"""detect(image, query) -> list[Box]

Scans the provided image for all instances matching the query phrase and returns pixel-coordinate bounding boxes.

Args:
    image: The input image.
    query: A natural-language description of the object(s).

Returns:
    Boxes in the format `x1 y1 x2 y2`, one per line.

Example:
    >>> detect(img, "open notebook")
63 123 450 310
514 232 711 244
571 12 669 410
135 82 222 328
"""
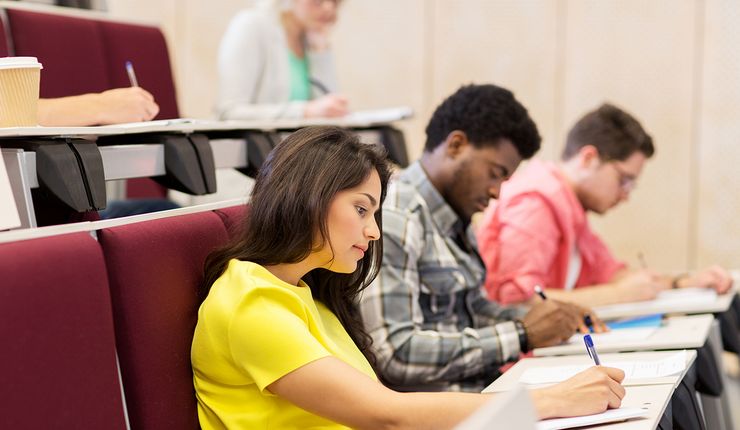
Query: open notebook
537 407 649 430
520 350 687 385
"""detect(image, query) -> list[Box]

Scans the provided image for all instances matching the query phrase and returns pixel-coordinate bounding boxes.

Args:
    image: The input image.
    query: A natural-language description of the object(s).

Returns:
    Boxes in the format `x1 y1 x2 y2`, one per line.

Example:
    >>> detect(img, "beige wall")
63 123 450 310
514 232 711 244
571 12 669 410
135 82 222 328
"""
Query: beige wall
107 0 740 272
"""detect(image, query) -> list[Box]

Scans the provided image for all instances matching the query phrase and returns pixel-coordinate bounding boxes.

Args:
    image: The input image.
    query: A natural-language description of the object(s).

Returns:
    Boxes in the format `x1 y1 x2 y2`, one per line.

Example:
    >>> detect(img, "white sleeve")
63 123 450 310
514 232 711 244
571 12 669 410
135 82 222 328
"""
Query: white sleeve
216 11 307 120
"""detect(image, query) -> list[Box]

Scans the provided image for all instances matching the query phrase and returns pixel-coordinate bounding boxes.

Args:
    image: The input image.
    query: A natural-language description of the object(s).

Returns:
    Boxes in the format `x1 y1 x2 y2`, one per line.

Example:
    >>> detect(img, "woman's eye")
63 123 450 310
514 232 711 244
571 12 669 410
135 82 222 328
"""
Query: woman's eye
355 206 367 216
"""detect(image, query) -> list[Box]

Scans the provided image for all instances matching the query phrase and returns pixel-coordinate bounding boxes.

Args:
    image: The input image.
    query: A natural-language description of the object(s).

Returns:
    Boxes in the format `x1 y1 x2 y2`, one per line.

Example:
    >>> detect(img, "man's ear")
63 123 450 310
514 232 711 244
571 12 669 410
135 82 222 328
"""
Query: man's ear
579 145 601 168
444 130 470 159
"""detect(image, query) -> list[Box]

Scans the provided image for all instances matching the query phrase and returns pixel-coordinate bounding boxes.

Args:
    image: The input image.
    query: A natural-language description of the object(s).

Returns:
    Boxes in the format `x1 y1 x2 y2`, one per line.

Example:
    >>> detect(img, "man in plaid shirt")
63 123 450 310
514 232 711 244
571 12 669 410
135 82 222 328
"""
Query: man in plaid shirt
360 84 595 392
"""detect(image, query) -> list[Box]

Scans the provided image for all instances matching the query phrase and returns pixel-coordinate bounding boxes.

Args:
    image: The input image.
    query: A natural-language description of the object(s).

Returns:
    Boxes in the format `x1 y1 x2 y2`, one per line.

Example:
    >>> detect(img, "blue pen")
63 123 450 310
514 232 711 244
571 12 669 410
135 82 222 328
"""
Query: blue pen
125 61 139 87
584 334 601 365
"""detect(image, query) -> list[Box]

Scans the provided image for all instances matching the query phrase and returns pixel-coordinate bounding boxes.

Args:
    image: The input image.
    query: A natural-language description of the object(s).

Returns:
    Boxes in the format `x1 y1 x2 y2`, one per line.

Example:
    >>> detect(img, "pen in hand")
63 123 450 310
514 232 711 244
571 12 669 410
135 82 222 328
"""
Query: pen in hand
637 252 647 269
125 60 139 87
534 284 595 331
309 77 330 95
534 284 547 300
584 334 601 365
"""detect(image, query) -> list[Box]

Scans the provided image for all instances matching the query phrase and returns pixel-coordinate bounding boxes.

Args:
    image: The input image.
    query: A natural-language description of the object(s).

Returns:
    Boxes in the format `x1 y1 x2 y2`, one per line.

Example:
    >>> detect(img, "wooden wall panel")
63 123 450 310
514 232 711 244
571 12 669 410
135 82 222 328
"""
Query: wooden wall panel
696 0 740 268
431 0 561 161
564 0 697 271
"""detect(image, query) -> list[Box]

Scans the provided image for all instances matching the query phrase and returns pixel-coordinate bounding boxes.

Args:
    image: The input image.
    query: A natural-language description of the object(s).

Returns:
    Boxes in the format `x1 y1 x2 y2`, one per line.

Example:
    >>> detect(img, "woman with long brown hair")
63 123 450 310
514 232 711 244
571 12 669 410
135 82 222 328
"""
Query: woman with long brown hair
191 126 626 429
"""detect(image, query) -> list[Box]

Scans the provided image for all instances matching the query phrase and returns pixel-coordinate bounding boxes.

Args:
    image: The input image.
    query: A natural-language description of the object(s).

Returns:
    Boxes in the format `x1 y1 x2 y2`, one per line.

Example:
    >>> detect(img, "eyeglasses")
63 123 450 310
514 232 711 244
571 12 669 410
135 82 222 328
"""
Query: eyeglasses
610 162 637 192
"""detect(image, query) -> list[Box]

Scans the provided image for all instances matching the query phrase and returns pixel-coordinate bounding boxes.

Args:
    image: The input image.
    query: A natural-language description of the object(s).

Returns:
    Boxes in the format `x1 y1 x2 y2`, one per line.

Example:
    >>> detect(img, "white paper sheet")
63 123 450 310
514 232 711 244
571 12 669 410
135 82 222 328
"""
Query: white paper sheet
343 106 413 124
537 407 648 430
654 288 717 305
105 118 205 129
595 288 717 315
519 351 687 385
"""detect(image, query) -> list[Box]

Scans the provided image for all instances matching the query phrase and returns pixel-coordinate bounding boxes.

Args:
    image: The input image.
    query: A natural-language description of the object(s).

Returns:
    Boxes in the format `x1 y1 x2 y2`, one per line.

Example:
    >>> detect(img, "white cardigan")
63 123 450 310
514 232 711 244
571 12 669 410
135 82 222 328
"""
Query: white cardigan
216 6 338 120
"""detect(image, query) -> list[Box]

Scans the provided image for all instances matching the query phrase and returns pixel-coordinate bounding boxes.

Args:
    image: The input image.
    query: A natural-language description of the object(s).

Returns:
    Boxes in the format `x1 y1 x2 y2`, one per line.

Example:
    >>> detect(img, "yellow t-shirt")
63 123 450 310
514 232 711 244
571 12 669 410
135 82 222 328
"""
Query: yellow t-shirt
192 259 377 429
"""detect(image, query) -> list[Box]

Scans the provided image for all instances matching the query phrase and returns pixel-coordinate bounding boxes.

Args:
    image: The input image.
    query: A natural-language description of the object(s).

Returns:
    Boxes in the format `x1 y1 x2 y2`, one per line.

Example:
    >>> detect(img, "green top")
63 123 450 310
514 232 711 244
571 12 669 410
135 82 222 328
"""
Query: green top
287 50 311 101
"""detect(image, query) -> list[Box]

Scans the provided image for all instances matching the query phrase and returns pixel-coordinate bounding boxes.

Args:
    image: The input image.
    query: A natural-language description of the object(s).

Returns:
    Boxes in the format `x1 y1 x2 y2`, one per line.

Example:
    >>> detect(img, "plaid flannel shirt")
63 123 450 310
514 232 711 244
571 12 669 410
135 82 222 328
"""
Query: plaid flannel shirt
360 162 527 393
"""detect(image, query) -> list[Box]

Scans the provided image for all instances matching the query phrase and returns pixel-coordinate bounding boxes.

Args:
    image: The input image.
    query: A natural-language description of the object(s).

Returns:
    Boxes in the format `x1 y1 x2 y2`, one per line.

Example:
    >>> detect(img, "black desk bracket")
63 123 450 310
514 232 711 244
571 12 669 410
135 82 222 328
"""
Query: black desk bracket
151 133 217 195
3 138 106 211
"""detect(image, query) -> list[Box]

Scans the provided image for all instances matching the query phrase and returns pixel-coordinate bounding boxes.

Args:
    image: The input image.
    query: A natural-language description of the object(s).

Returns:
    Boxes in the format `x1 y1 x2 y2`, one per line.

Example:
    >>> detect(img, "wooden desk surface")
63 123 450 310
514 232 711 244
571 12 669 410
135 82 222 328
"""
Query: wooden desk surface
0 107 413 138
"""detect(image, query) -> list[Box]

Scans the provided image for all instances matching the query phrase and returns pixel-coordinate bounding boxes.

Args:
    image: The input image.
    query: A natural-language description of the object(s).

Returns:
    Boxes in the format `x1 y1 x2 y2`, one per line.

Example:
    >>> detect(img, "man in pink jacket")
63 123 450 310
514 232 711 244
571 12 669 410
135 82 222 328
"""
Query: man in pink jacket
477 103 732 306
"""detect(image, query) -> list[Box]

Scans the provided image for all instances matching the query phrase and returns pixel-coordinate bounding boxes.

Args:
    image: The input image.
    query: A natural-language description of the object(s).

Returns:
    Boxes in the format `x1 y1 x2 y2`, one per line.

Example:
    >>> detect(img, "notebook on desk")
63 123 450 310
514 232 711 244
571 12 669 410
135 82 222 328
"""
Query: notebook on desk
537 407 649 430
519 350 688 385
458 385 649 430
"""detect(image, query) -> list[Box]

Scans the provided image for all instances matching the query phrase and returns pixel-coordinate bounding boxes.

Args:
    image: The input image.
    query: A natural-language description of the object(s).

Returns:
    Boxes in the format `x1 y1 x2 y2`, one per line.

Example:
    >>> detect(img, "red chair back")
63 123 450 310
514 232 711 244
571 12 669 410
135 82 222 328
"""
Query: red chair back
99 211 229 429
0 233 127 429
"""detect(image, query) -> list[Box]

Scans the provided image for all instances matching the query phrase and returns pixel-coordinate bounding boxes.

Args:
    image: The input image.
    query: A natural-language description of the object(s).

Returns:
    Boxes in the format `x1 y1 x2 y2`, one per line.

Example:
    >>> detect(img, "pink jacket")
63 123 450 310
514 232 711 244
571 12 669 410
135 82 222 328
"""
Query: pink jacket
476 160 625 304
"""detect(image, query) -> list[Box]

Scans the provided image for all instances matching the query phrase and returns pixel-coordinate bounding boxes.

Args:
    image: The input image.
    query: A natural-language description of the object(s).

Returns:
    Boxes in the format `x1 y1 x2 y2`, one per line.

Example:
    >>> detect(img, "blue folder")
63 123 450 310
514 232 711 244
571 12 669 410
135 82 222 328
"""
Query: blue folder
606 313 664 330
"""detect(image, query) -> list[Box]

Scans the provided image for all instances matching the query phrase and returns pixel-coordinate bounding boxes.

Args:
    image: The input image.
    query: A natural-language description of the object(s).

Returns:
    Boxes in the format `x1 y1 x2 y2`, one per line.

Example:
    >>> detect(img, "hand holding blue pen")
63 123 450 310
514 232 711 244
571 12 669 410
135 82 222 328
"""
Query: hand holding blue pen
534 285 597 332
584 334 601 365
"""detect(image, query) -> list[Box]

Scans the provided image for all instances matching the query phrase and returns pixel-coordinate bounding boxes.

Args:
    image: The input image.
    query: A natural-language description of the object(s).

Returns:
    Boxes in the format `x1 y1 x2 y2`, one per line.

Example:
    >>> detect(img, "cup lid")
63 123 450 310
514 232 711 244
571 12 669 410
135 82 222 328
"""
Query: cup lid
0 56 43 70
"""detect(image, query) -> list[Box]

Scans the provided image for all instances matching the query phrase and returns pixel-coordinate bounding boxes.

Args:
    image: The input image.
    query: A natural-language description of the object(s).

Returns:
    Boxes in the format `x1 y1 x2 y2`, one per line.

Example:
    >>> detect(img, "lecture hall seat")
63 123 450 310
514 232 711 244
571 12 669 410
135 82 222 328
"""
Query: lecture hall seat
214 204 247 239
0 233 128 429
98 211 229 430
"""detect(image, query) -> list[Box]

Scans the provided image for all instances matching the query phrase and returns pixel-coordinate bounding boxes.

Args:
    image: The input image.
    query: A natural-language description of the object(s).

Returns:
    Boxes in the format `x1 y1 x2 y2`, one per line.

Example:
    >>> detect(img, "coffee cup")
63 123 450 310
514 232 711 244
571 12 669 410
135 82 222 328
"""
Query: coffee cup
0 56 43 127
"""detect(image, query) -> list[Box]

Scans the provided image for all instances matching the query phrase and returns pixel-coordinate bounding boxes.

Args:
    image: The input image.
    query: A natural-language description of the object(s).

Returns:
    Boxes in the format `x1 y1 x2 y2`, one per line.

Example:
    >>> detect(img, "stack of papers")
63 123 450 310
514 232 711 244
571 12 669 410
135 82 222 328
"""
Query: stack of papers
520 351 687 385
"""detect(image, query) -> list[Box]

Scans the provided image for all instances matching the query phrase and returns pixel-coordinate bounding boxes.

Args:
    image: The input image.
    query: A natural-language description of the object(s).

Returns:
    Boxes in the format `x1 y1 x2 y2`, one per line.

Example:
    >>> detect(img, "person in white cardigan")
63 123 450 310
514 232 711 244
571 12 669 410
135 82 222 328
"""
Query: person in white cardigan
217 0 348 120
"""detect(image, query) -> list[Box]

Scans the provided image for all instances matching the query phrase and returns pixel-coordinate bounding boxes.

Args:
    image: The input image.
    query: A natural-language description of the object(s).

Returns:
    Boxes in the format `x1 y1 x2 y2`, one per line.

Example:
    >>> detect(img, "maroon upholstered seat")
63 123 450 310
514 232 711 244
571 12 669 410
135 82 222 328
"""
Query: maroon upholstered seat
99 211 229 430
6 9 110 97
99 21 179 120
0 233 127 429
214 204 247 239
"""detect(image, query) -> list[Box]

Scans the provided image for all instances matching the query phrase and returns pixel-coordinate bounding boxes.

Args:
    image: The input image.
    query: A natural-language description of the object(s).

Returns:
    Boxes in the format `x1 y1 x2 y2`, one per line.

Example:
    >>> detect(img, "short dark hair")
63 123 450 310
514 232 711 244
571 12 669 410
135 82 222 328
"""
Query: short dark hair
562 103 654 161
424 83 541 158
202 126 391 366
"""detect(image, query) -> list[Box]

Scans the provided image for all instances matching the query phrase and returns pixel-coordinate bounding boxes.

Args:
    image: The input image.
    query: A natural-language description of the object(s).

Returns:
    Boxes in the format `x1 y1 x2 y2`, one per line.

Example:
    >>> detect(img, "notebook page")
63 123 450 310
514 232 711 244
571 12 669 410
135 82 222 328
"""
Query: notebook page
520 351 687 384
537 407 648 430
